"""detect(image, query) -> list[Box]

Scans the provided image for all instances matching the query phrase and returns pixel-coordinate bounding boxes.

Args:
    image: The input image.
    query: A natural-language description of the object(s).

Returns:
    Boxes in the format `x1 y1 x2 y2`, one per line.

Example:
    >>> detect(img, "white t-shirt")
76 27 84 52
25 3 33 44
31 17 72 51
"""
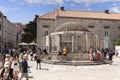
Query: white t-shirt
11 60 18 71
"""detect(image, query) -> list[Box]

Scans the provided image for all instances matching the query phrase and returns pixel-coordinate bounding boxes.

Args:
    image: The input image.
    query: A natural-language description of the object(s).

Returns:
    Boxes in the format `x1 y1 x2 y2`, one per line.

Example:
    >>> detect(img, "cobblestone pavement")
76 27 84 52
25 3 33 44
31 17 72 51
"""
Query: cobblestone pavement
27 57 120 80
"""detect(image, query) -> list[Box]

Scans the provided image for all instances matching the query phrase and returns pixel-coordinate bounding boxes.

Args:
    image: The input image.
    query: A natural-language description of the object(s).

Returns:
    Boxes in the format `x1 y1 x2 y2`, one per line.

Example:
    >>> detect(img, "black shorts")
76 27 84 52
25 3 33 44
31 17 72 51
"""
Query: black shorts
34 56 37 60
63 54 66 56
58 53 62 55
30 54 33 56
36 59 41 63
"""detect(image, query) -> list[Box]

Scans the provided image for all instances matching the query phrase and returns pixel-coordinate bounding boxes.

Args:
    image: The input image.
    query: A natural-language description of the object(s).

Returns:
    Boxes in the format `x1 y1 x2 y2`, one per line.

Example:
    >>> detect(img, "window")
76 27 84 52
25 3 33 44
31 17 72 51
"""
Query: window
104 26 110 29
43 25 49 36
88 25 94 28
105 32 108 36
118 26 120 29
0 45 1 53
104 26 110 36
43 25 49 28
43 30 48 36
0 24 1 30
0 36 1 41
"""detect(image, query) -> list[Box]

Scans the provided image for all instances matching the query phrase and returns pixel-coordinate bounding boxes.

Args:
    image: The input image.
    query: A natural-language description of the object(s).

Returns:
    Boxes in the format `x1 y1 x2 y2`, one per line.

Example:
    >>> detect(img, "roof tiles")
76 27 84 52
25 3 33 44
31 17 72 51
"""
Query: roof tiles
38 13 55 20
38 9 120 20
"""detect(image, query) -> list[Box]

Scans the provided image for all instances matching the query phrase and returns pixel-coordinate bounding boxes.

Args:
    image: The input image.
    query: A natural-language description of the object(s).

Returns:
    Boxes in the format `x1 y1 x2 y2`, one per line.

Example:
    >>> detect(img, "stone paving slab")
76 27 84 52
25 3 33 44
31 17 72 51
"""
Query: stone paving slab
28 57 120 80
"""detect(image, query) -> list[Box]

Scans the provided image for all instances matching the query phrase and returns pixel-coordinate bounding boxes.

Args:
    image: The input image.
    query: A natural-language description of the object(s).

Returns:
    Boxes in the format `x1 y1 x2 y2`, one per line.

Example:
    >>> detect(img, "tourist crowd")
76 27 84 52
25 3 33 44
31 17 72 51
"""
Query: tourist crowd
0 47 44 80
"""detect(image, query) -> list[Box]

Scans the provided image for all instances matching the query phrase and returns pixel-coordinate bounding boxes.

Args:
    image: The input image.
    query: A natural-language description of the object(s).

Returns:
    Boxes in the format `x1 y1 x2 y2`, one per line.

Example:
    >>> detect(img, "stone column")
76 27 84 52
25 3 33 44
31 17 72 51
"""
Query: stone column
85 33 88 52
96 35 99 50
48 35 50 52
95 35 97 49
94 34 96 50
57 34 61 50
42 36 45 49
72 35 74 53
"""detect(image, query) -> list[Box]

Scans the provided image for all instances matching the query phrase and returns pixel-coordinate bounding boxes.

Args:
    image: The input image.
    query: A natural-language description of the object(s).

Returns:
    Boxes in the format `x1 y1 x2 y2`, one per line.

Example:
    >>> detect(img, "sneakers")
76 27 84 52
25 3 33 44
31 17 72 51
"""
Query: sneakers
36 67 41 70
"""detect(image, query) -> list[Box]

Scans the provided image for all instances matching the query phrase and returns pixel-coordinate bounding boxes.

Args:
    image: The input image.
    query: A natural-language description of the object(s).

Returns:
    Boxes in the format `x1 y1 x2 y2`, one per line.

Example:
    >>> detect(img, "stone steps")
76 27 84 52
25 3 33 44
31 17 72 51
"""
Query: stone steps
42 60 109 66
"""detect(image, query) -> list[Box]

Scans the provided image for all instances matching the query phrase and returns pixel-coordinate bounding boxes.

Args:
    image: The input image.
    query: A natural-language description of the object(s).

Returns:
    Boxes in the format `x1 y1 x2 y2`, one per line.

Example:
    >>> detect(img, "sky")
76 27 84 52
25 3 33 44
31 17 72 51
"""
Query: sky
1 0 120 24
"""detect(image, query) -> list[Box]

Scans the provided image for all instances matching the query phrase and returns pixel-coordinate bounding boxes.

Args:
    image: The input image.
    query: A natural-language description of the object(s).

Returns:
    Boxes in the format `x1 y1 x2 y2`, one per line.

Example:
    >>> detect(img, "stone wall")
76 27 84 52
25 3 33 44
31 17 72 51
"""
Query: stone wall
37 19 55 49
0 14 17 52
56 17 120 50
37 16 120 51
3 18 17 44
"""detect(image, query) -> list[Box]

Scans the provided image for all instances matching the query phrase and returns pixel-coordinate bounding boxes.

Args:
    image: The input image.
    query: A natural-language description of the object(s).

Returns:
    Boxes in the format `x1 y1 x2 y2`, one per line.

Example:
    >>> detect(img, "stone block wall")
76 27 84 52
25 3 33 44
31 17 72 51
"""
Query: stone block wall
37 19 55 49
37 16 120 51
56 17 120 50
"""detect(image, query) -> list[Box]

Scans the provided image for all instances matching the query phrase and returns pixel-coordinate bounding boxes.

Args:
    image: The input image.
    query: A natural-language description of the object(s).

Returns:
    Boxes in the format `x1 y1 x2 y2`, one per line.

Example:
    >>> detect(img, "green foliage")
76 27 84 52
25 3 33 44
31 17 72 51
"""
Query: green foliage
21 15 38 43
115 38 120 45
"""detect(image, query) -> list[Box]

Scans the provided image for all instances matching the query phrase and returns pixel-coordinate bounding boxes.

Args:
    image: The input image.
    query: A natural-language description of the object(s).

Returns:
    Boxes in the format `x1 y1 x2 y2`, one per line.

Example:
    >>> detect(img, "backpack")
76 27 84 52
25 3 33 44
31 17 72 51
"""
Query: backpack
1 68 13 79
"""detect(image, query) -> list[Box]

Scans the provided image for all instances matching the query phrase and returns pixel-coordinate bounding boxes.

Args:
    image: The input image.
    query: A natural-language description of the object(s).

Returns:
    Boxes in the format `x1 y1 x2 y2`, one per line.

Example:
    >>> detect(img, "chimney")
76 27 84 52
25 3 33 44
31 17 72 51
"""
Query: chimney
60 6 65 11
104 10 109 14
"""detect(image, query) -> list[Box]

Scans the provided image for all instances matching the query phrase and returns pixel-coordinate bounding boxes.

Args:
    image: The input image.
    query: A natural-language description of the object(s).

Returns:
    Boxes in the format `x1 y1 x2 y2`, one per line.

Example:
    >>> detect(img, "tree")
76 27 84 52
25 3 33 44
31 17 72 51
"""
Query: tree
115 38 120 45
21 15 39 43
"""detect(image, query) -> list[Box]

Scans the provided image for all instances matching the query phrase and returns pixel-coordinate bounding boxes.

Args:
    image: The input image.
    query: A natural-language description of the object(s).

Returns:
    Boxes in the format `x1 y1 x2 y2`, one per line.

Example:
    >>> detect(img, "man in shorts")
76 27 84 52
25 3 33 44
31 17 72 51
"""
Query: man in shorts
36 52 41 69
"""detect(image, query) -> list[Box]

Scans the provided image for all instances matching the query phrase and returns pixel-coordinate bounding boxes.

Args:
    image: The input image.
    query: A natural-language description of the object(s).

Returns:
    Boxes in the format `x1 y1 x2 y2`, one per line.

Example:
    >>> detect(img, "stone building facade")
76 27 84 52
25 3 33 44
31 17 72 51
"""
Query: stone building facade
37 8 120 53
14 23 24 44
0 11 17 53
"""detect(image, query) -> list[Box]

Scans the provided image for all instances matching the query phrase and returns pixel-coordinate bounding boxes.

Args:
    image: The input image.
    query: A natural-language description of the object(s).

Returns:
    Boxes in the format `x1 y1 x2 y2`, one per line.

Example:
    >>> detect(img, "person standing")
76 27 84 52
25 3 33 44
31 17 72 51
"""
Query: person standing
57 47 62 60
115 50 119 57
18 54 29 80
63 47 67 60
0 61 15 80
29 49 33 61
43 48 48 59
97 50 101 61
89 49 94 61
108 51 114 65
35 52 41 70
11 56 19 80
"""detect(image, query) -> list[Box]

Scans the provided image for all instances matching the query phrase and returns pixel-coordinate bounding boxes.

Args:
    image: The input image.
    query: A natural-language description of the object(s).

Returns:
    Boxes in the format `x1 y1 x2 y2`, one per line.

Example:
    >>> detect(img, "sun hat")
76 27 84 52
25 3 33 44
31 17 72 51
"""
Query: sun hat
4 61 10 65
23 54 28 57
6 54 10 57
4 64 9 67
23 54 28 58
4 63 10 67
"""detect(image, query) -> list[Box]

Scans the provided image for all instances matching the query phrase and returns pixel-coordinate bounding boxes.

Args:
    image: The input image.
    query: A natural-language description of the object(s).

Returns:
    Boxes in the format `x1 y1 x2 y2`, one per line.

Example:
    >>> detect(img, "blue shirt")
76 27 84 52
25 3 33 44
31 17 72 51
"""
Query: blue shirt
22 60 28 73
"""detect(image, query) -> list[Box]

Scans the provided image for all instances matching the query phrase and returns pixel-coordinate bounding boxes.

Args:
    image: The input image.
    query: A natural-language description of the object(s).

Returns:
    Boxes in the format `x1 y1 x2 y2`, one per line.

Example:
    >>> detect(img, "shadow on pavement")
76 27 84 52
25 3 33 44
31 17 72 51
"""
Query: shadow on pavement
29 76 34 78
40 68 49 70
112 64 120 66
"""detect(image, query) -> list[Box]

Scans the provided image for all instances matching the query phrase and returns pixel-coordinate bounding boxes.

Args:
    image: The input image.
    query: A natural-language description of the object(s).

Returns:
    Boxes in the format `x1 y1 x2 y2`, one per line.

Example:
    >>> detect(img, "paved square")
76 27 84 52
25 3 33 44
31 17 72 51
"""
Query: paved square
28 57 120 80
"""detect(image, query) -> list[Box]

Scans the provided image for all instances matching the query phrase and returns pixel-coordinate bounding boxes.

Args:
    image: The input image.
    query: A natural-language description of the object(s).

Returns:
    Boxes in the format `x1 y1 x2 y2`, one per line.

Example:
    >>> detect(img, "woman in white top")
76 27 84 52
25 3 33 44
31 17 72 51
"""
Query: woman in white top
11 56 19 80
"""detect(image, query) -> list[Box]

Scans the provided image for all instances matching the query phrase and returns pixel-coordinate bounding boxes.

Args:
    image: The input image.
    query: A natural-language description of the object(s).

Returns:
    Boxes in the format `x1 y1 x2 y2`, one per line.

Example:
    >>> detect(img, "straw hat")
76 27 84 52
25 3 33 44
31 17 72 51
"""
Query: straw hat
4 61 10 67
4 64 9 67
23 54 28 58
4 61 10 65
6 54 10 57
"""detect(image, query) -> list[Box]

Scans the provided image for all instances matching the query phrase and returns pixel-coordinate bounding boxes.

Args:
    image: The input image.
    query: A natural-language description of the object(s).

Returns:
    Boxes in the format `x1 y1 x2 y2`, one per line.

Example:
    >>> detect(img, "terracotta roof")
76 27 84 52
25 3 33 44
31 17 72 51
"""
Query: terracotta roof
57 10 120 20
38 13 55 20
38 9 120 20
